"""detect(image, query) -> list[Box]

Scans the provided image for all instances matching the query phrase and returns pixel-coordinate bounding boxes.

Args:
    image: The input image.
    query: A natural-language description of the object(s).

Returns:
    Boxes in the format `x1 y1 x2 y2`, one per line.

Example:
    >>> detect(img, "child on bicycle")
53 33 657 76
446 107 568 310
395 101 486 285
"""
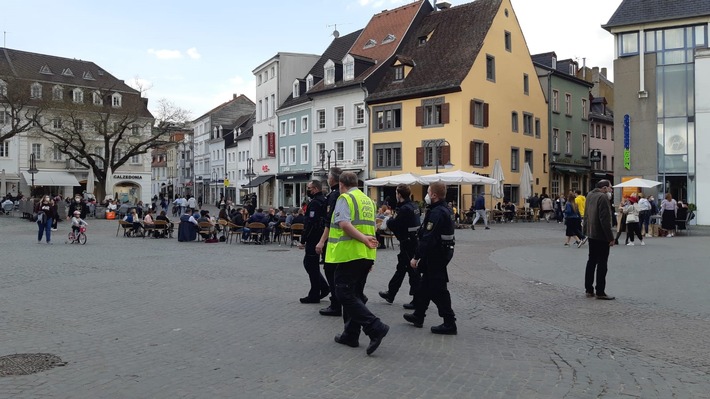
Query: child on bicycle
71 210 88 236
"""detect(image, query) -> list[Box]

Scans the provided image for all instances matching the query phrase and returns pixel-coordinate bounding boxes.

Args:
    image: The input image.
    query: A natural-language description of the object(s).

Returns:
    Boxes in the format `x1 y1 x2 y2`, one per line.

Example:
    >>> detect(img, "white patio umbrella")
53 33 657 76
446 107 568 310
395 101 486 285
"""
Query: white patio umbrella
365 172 422 186
1 169 6 196
491 159 505 199
104 166 114 201
86 167 95 197
419 170 497 185
520 162 534 203
613 177 662 188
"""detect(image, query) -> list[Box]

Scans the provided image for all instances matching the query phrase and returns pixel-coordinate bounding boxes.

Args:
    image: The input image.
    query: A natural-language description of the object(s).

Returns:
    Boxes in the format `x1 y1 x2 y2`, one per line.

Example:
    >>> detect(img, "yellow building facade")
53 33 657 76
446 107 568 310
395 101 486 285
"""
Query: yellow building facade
368 0 547 210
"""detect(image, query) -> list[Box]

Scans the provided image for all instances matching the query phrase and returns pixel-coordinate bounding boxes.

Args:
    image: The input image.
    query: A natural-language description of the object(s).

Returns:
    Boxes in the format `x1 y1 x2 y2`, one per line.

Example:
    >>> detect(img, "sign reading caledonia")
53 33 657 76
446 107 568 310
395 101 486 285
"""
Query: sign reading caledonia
113 175 144 180
623 114 631 170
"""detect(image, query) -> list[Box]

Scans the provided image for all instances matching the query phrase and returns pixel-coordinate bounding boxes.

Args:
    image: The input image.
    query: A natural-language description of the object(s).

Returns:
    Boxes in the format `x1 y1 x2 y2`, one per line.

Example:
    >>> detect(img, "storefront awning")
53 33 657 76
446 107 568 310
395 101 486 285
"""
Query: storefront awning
242 174 274 188
553 166 589 175
22 171 80 187
276 172 311 181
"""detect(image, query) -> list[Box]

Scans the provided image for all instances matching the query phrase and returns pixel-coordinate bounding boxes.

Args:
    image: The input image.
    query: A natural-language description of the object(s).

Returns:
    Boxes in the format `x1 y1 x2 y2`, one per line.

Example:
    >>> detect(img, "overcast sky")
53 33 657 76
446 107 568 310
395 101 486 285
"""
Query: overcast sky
2 0 622 118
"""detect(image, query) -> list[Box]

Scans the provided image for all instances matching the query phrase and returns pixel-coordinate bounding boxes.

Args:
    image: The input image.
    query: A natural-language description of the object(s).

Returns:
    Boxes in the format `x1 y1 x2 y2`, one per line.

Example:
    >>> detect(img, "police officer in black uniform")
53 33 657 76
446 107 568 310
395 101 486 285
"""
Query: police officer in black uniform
315 167 342 316
298 180 330 303
378 184 421 309
404 181 457 335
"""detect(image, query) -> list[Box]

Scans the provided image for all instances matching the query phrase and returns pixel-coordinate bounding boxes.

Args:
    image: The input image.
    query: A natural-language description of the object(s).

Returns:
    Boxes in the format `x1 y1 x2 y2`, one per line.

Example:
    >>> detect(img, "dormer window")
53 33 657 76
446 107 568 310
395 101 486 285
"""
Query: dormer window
39 65 53 75
83 71 95 80
30 83 42 99
363 39 377 49
394 66 404 81
293 80 300 98
306 75 314 91
343 55 354 81
62 68 74 77
52 85 63 101
92 91 103 106
418 36 427 46
324 60 335 86
568 63 575 75
111 93 122 108
382 34 396 44
72 88 84 103
551 56 557 69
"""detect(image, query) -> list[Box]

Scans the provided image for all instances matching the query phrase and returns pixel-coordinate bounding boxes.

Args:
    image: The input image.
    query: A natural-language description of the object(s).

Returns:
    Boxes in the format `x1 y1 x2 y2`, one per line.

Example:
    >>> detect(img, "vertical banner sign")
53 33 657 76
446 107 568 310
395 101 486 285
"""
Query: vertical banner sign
267 132 276 157
623 114 631 170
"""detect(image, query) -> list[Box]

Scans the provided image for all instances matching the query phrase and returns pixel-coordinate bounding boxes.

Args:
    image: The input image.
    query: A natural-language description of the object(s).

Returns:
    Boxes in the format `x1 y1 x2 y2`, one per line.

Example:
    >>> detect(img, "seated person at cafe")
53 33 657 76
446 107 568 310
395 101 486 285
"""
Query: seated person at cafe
155 210 174 237
501 198 516 222
247 208 272 243
292 208 306 225
178 209 199 242
123 209 142 235
197 210 217 240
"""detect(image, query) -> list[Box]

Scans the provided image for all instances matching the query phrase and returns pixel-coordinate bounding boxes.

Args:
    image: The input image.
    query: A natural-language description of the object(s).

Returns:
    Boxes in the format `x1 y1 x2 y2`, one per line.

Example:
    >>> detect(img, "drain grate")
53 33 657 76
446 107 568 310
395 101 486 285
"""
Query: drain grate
0 353 65 376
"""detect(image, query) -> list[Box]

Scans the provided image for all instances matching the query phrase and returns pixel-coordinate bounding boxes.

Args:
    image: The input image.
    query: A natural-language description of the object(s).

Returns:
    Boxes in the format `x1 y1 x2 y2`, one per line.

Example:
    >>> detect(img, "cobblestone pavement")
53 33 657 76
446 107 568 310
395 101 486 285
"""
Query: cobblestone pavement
1 214 709 398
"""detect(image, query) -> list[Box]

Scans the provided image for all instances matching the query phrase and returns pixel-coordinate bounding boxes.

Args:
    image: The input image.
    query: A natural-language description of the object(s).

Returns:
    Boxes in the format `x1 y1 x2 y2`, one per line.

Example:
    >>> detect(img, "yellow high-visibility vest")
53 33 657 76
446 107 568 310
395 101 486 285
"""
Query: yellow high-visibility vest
325 189 376 263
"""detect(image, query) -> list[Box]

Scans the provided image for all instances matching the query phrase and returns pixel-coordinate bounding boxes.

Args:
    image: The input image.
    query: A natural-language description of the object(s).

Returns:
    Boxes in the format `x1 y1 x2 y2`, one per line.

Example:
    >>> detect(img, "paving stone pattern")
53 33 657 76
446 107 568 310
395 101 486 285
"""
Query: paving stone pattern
0 214 709 398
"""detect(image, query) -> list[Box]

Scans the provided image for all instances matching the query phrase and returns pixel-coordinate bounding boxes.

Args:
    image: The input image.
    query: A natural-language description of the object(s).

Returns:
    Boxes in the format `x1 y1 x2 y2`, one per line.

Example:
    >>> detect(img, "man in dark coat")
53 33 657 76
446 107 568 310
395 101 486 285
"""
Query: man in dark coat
582 180 616 300
298 180 330 303
315 167 342 317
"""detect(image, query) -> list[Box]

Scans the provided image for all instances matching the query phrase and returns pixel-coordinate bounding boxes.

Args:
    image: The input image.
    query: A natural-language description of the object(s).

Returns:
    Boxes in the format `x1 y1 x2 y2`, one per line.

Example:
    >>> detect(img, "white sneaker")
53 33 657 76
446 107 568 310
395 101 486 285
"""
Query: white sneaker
645 233 651 238
627 242 635 246
640 241 645 246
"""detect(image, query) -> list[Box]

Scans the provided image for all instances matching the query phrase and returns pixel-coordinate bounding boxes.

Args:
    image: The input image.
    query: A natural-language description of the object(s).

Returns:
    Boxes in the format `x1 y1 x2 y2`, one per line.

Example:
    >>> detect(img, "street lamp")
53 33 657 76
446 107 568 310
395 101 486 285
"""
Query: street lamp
317 149 338 177
425 139 454 173
28 153 38 197
245 157 256 193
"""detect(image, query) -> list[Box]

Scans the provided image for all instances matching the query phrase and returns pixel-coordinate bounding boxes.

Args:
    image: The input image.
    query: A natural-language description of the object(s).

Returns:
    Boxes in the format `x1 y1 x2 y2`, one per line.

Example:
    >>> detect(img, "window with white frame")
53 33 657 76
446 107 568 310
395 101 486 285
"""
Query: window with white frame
258 100 262 120
582 134 588 156
354 139 364 162
324 60 335 85
112 93 122 108
581 98 588 119
279 120 287 137
0 141 10 158
334 107 344 128
334 141 344 161
552 90 559 112
394 66 404 81
354 103 365 125
553 128 559 152
0 109 9 124
289 118 297 135
293 81 300 98
52 118 62 129
551 174 560 197
31 143 42 159
289 146 296 165
52 85 63 100
301 116 308 133
131 154 141 164
72 89 83 103
343 55 354 81
301 144 309 164
280 147 287 165
565 93 571 115
565 131 571 154
93 91 103 105
131 125 140 135
75 119 84 131
270 94 275 117
306 75 313 91
316 109 326 130
315 143 325 163
30 83 42 99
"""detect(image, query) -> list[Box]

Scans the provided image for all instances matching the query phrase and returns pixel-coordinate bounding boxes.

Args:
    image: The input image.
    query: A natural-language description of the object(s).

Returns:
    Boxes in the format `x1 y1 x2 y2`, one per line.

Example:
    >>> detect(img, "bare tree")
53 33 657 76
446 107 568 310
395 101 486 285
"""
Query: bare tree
0 77 46 142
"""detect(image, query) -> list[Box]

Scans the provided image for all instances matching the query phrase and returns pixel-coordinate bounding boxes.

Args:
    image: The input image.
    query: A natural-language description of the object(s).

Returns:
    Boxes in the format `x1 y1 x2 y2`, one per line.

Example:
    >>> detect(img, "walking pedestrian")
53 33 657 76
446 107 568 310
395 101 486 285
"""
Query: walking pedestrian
470 192 490 230
660 193 677 237
316 167 343 317
623 196 645 246
563 193 583 247
35 195 58 244
582 180 616 300
320 171 389 355
378 184 421 309
298 180 330 303
404 182 458 335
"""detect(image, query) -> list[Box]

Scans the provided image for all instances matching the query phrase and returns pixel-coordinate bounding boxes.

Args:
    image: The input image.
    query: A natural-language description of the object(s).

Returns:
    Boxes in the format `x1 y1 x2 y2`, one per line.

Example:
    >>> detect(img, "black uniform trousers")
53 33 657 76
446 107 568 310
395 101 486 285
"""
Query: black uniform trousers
334 259 384 339
413 255 456 324
323 242 341 310
585 238 610 295
303 242 329 299
387 239 420 298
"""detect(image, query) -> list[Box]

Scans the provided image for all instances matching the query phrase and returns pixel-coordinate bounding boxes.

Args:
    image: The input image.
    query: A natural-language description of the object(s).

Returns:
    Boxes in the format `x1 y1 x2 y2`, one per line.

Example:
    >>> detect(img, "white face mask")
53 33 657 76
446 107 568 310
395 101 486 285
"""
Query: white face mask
424 193 432 205
606 192 612 200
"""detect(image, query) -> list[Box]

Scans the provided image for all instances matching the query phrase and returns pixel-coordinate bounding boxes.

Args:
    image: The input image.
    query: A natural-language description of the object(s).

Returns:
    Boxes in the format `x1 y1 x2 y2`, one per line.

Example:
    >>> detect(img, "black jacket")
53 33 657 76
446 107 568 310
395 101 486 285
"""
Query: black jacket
302 192 327 244
385 200 420 242
416 200 455 260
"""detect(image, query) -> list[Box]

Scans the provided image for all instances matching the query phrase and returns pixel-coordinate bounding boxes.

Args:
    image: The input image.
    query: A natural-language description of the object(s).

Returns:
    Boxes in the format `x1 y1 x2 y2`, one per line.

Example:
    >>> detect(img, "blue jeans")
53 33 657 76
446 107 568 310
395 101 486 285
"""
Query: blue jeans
38 218 53 242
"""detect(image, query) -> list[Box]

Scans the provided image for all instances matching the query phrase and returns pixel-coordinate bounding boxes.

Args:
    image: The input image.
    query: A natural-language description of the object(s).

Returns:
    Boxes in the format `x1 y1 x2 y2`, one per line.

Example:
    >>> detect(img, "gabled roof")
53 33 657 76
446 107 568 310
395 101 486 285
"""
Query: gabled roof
531 52 557 68
192 94 255 123
309 0 432 96
0 47 136 93
603 0 710 31
532 53 594 88
367 0 501 103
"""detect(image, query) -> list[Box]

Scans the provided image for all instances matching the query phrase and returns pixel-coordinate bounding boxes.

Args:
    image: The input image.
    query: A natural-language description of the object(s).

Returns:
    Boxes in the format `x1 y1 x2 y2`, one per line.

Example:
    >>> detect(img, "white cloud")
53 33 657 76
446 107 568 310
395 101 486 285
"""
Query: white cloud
186 47 201 60
147 48 183 60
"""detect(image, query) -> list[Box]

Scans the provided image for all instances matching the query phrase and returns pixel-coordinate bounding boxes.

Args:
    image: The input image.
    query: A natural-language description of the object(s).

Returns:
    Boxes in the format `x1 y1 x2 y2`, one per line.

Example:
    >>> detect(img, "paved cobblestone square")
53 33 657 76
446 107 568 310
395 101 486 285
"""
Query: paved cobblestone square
1 214 709 398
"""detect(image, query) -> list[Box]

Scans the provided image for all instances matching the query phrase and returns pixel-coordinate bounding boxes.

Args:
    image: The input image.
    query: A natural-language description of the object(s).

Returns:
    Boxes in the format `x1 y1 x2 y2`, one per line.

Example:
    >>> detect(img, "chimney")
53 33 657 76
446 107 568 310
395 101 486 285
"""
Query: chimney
437 1 451 9
233 93 237 100
601 67 607 77
582 57 586 79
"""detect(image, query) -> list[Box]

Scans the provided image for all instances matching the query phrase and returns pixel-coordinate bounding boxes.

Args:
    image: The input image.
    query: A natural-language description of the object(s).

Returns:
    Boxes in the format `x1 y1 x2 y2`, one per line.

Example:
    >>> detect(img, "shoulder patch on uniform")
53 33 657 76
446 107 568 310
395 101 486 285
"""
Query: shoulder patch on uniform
426 222 433 230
